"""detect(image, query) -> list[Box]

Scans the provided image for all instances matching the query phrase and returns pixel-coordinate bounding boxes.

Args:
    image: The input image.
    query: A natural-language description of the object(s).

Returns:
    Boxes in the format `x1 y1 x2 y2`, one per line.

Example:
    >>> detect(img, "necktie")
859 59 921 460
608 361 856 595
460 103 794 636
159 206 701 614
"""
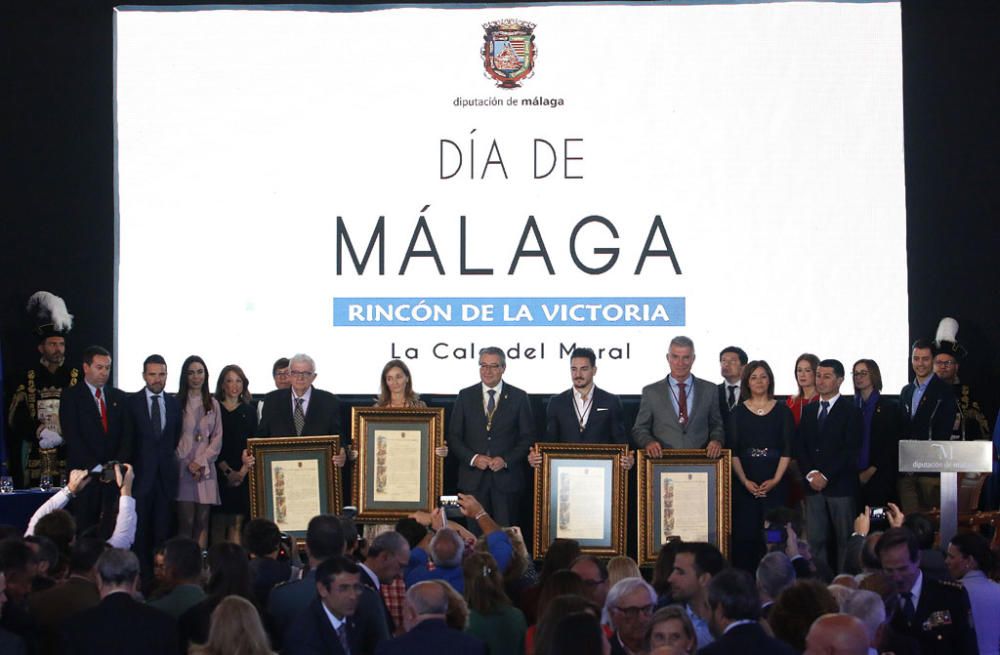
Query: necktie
818 400 830 429
336 623 351 655
677 382 688 426
96 388 108 433
150 394 163 438
487 389 496 414
294 397 305 436
727 385 737 409
901 591 916 623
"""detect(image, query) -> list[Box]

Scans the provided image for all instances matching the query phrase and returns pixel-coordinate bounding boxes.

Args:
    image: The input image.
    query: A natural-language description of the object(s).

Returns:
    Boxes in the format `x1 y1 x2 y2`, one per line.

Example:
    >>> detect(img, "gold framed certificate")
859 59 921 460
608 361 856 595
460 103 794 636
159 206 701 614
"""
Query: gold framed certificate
636 449 732 564
532 442 629 559
351 407 444 523
247 435 341 538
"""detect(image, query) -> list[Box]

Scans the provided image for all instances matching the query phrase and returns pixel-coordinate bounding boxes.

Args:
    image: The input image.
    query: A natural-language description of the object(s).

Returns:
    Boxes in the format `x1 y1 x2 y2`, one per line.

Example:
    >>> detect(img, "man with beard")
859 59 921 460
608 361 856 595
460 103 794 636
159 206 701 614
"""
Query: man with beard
7 291 79 488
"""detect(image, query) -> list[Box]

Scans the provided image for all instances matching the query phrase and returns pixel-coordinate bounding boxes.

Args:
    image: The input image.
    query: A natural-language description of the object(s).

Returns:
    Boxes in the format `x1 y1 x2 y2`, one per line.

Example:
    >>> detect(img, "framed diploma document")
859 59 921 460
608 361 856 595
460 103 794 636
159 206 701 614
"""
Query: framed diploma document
247 435 342 539
532 443 629 559
350 407 445 523
636 449 732 564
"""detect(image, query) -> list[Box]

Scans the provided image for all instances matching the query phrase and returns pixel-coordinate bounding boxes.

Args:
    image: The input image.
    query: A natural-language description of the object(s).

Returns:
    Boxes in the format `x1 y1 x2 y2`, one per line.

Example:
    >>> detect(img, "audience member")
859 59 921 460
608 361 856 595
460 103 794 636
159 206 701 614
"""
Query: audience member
607 555 642 588
60 548 177 655
550 611 609 655
0 572 26 655
178 542 257 650
189 595 276 655
667 542 726 648
375 581 486 655
244 517 296 607
283 555 364 655
518 537 580 624
841 589 886 653
427 579 471 630
902 512 948 581
533 595 600 655
946 532 1000 655
604 577 657 655
651 539 681 607
0 540 37 641
701 568 796 655
23 534 59 589
359 530 410 634
571 555 610 608
755 551 795 619
644 605 697 655
499 526 538 606
147 536 205 619
803 613 870 655
462 551 526 655
768 579 839 652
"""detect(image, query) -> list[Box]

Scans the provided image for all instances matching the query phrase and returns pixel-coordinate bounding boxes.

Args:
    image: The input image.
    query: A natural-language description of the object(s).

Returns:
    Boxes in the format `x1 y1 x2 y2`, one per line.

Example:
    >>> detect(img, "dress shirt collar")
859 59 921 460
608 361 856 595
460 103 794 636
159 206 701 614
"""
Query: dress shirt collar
818 393 841 410
668 375 693 389
85 380 102 398
358 562 380 591
321 600 347 632
482 381 503 399
292 385 313 409
907 570 924 609
144 387 161 401
723 619 757 634
574 385 595 401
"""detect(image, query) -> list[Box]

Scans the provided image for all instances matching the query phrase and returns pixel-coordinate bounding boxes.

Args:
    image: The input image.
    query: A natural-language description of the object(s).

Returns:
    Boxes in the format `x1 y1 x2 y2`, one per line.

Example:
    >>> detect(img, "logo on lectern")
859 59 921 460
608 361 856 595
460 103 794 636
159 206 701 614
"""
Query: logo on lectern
482 20 537 88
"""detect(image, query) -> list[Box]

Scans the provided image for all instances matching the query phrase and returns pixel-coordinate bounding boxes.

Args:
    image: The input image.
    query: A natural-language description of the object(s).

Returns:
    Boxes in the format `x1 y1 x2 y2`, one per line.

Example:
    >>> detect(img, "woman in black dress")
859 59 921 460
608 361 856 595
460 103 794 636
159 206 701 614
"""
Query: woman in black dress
728 360 793 572
211 364 257 545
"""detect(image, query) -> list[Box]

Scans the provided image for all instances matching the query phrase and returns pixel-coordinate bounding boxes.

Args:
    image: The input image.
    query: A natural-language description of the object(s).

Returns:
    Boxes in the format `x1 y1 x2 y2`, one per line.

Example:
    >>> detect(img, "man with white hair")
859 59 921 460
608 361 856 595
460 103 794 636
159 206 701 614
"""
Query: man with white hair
375 581 485 655
605 577 657 655
841 590 885 655
258 353 347 464
803 614 870 655
756 551 795 619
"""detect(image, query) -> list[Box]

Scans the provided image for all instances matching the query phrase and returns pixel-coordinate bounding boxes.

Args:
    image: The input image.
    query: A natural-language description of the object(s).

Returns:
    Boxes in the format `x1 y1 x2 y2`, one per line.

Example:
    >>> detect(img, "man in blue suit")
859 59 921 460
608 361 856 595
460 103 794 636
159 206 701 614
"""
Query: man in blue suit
283 555 365 655
797 358 862 573
374 581 485 655
447 347 535 528
126 354 181 582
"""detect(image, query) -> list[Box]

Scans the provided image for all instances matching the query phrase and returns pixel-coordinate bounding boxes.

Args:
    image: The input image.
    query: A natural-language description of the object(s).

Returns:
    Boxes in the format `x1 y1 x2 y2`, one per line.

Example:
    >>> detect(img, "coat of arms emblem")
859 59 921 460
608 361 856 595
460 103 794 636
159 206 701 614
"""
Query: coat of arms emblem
482 20 536 88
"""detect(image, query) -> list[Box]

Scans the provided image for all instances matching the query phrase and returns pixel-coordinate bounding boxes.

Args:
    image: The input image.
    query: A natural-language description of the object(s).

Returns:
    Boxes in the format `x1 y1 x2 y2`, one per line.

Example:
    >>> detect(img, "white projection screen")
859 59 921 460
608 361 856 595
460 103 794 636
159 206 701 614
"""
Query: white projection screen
114 2 907 395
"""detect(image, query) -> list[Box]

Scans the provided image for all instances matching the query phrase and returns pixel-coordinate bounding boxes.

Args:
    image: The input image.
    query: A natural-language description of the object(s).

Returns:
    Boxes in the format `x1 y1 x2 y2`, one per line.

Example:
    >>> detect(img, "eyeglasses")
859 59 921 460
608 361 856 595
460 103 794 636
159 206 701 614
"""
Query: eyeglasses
934 361 956 368
289 370 315 378
613 604 654 618
479 363 502 370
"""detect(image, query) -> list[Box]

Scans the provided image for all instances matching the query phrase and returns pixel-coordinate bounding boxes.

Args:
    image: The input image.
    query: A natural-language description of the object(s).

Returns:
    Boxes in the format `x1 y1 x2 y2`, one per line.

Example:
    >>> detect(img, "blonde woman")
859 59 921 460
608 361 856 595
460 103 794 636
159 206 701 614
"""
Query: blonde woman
188 595 275 655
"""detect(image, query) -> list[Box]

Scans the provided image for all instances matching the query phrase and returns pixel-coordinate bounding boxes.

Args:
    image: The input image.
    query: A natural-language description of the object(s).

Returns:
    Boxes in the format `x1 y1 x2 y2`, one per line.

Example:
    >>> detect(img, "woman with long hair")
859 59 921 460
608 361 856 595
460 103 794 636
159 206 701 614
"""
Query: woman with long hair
180 542 259 651
729 360 794 572
374 360 447 459
462 551 527 655
211 364 257 545
176 355 223 549
851 359 901 509
188 595 274 655
785 353 820 426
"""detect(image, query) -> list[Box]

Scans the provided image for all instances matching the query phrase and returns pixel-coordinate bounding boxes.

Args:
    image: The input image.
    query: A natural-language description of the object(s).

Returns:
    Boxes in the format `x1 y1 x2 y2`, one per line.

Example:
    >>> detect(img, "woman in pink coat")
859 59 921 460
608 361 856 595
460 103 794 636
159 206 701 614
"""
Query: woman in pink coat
176 355 223 549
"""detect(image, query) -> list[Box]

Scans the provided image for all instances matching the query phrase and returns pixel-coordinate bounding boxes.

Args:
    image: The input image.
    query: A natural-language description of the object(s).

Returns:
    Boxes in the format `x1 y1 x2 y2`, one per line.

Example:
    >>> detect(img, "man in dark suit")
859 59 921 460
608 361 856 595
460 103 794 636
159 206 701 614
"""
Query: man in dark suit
60 548 177 655
701 568 796 655
268 515 388 652
258 353 347 465
717 346 748 439
60 345 133 539
126 354 181 581
374 581 485 655
358 531 410 635
28 537 104 655
898 339 959 513
284 555 364 655
632 336 725 457
797 358 862 573
447 346 535 528
878 527 978 655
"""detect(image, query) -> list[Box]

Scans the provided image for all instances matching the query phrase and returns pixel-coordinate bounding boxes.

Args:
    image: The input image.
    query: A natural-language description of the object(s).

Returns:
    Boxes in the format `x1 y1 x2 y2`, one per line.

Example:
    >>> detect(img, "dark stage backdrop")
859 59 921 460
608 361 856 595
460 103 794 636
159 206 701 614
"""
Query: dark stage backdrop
3 1 999 417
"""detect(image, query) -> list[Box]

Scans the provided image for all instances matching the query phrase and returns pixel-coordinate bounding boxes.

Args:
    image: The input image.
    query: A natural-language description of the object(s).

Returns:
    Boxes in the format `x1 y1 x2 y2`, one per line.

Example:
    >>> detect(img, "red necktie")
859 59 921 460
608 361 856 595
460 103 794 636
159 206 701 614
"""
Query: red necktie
677 382 688 426
96 387 108 433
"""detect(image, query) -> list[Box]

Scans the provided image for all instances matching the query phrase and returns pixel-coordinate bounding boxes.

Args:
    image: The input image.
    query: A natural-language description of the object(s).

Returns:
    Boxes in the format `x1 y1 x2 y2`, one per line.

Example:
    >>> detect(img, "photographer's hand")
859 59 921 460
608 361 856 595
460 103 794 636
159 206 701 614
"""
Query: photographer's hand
67 469 91 495
115 463 135 497
854 506 871 536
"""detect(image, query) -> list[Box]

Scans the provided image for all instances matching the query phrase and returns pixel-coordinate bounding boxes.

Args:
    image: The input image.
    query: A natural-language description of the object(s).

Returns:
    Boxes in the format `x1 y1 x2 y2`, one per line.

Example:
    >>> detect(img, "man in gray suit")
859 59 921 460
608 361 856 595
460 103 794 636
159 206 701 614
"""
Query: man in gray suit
631 336 725 458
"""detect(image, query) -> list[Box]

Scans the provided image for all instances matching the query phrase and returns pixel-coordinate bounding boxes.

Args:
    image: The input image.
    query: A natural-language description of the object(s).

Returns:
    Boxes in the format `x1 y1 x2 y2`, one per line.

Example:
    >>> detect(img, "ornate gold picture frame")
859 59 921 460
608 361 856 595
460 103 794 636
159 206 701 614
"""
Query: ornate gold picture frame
532 442 629 559
350 407 445 523
636 449 731 564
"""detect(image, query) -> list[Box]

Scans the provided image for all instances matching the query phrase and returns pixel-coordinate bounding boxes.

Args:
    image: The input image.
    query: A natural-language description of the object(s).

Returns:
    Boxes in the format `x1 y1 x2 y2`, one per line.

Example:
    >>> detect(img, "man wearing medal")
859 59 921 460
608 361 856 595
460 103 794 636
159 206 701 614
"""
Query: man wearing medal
7 291 79 488
528 347 630 468
447 346 535 529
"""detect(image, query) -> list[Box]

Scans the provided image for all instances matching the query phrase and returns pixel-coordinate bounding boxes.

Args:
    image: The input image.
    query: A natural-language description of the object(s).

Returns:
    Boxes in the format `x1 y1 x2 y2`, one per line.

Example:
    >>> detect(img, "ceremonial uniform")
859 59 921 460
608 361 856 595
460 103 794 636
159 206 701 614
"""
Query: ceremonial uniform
949 382 990 441
889 573 979 655
7 360 78 487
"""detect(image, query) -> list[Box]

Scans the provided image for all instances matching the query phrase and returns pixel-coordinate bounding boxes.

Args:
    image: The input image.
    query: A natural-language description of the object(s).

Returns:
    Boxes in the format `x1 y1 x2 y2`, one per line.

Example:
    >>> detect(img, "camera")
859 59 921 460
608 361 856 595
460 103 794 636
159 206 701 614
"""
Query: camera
89 461 123 483
764 521 788 549
439 494 462 519
870 506 889 531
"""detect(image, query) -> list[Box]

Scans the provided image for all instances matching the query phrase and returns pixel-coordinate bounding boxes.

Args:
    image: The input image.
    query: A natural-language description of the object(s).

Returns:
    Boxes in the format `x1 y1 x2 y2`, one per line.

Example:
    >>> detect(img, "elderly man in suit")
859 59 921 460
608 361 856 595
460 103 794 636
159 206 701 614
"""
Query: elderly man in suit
258 353 348 466
797 359 862 573
375 581 486 655
60 345 133 539
447 346 535 529
632 336 725 458
126 354 181 581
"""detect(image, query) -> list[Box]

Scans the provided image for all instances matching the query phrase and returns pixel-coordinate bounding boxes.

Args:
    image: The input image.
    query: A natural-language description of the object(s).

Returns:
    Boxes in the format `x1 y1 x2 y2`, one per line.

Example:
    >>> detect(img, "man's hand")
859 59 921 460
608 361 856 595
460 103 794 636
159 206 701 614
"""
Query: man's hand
115 463 135 497
784 524 801 559
621 450 634 471
488 456 507 472
528 445 542 468
430 507 447 530
332 448 347 467
434 444 449 458
886 502 904 528
854 506 871 536
472 454 490 470
457 493 485 519
66 469 91 495
807 472 827 492
706 440 723 459
859 467 876 485
645 442 663 458
409 510 433 527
